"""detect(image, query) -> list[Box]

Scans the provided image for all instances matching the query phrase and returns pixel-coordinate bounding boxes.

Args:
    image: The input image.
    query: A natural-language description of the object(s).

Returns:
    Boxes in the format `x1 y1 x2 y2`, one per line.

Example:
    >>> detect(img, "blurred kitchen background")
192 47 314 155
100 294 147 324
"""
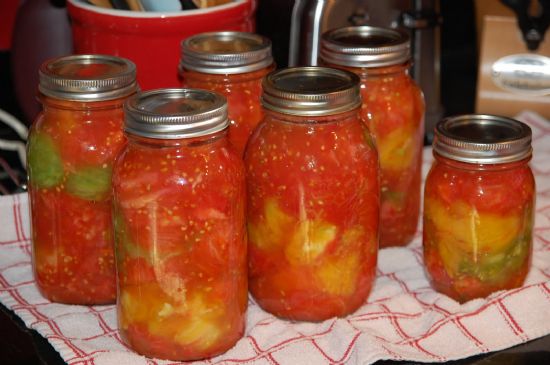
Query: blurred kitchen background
1 0 549 194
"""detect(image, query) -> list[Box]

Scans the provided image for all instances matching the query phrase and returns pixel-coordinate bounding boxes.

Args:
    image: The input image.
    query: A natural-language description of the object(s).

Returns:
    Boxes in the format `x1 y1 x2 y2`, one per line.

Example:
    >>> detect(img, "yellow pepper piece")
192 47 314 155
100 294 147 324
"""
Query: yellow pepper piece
248 199 294 250
121 285 225 352
173 294 224 351
425 198 521 255
316 253 360 296
378 127 415 171
285 219 337 265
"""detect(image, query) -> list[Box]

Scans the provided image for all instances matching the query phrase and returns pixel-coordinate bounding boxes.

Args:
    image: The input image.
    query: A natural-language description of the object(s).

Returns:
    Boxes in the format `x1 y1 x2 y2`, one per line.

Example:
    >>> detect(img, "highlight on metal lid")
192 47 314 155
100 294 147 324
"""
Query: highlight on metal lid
124 88 229 139
38 54 137 101
261 66 361 117
433 114 532 164
320 26 410 68
180 31 273 74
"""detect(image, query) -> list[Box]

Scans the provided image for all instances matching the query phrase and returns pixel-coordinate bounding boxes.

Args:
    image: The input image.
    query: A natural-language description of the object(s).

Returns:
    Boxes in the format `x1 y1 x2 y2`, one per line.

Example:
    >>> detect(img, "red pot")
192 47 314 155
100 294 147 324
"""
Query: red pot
67 0 256 90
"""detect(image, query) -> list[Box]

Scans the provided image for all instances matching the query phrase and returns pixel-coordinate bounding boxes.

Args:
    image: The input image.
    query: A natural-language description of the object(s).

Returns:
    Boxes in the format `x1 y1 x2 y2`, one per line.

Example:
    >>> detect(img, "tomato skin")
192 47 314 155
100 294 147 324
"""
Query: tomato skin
29 96 128 305
112 132 247 361
423 154 535 302
327 63 425 247
245 109 379 321
182 65 274 157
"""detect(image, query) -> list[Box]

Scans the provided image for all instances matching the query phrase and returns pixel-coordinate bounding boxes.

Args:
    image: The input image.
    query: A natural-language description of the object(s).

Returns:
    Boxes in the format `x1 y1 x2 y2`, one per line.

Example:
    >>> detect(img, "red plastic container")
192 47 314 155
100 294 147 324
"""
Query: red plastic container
67 0 256 90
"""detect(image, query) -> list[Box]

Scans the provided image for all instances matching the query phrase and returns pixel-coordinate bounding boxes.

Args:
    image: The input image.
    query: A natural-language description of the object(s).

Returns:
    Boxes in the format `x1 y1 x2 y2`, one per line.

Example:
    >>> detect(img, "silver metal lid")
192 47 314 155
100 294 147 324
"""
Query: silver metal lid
320 26 410 68
124 88 229 139
180 31 273 74
39 54 137 101
433 114 532 164
261 67 361 117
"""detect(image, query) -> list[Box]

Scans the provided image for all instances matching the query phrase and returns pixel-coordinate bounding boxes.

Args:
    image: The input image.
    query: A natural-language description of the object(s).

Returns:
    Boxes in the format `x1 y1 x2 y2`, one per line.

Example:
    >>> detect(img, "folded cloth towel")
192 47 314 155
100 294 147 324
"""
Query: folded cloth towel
1 111 550 365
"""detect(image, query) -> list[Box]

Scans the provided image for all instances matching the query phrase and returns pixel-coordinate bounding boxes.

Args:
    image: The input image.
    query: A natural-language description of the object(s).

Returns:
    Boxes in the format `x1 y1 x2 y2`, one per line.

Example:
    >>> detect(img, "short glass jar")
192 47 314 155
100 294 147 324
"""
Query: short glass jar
180 31 275 156
320 26 425 247
245 67 379 321
28 54 137 304
423 114 535 302
112 89 247 361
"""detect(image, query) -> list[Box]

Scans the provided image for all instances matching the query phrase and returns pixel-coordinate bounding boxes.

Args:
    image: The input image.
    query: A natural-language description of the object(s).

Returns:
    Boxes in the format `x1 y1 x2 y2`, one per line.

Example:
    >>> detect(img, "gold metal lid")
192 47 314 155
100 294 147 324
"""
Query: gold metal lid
124 88 229 139
39 54 137 101
261 66 361 117
433 114 532 164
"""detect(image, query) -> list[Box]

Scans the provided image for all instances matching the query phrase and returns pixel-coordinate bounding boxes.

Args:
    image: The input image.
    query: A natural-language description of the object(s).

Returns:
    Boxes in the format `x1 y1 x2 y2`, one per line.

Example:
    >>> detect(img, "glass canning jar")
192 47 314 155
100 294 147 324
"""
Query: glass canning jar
245 67 380 321
320 26 425 247
28 54 137 304
180 31 275 156
112 89 247 361
423 114 535 303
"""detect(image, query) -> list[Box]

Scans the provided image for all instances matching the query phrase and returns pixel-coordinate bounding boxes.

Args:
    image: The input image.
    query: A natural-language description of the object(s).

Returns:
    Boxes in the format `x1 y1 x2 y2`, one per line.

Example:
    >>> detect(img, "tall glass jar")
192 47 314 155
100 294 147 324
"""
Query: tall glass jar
424 114 535 303
112 89 247 361
28 54 137 304
320 26 425 247
180 31 275 156
245 67 379 321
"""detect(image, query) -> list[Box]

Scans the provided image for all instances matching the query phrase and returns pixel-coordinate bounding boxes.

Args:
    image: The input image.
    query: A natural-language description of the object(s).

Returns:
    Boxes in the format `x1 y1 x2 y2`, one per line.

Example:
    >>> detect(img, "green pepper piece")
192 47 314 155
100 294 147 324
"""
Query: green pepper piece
27 132 64 188
458 233 530 284
113 209 148 262
66 165 112 201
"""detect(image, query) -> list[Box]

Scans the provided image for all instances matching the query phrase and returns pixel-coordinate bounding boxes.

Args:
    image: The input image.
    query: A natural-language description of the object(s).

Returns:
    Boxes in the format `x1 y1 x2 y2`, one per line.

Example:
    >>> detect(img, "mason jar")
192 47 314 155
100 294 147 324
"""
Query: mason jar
180 31 275 156
423 114 535 302
320 26 425 247
245 67 380 321
28 54 137 304
112 89 247 360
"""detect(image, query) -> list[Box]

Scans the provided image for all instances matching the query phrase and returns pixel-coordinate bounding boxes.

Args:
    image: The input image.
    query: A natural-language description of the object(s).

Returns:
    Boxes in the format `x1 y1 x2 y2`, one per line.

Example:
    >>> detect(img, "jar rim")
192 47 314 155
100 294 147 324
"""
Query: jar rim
124 88 229 139
433 114 532 164
261 66 361 117
180 31 274 75
39 54 138 101
320 26 410 68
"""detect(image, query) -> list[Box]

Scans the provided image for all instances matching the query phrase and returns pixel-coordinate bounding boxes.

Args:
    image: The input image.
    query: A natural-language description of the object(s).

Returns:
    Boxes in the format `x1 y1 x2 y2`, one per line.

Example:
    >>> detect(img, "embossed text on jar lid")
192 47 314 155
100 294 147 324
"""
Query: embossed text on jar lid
320 26 410 68
124 88 229 139
261 66 361 117
180 31 273 74
433 114 532 164
39 54 137 101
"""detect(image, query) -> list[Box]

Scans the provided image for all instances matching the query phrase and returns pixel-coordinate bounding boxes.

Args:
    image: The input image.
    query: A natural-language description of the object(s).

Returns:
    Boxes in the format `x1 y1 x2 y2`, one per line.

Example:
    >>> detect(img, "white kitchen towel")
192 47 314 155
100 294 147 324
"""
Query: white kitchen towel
1 110 549 365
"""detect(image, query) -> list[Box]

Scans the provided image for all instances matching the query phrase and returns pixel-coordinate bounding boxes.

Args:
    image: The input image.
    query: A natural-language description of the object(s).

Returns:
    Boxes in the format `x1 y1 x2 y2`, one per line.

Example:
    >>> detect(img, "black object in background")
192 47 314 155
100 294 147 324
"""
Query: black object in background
256 0 478 119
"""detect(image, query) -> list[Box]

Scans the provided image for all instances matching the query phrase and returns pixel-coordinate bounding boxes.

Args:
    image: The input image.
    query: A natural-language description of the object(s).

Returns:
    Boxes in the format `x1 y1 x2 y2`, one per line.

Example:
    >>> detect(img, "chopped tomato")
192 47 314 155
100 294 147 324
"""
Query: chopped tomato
245 109 379 321
112 133 246 360
28 96 128 305
330 63 425 247
423 156 534 302
182 65 274 156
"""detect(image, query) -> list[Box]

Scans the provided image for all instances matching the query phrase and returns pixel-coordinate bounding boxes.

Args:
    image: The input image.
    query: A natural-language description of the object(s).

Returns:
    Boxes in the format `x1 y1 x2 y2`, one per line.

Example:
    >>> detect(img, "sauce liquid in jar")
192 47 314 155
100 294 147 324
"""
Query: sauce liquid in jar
28 55 137 304
321 26 425 247
245 67 379 321
423 114 535 302
113 89 247 360
180 31 275 156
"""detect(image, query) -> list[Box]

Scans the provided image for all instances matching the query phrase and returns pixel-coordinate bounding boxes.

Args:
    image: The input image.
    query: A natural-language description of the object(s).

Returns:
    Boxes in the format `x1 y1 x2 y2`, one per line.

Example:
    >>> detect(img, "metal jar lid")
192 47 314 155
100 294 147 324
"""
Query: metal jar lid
180 31 273 74
39 54 137 101
261 66 361 116
433 114 532 164
320 26 410 68
124 88 229 139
